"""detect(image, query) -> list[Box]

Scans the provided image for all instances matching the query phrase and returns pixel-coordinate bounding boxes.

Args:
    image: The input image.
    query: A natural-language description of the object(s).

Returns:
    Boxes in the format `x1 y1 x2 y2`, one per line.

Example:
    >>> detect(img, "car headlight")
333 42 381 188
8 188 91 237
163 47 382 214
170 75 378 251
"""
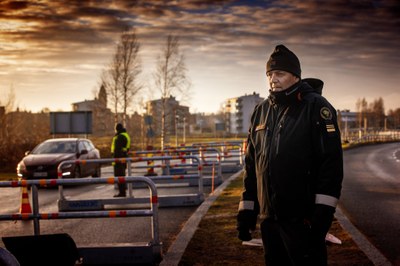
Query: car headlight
60 163 73 177
17 161 26 177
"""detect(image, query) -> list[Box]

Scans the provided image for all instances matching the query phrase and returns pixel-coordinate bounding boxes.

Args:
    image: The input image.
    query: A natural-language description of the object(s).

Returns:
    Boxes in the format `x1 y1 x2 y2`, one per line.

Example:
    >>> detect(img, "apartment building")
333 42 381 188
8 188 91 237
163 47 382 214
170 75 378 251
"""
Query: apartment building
145 96 190 136
222 92 264 135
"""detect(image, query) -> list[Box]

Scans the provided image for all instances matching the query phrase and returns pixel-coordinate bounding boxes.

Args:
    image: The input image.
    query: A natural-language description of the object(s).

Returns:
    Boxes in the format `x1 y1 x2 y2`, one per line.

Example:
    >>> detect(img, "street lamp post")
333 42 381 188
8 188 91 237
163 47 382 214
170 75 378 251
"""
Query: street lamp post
183 117 186 144
175 113 179 147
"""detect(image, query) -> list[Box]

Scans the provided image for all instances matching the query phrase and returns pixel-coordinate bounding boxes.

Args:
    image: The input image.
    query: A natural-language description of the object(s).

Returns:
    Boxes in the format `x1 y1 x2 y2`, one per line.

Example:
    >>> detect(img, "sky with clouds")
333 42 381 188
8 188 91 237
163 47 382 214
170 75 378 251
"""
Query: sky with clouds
0 0 399 114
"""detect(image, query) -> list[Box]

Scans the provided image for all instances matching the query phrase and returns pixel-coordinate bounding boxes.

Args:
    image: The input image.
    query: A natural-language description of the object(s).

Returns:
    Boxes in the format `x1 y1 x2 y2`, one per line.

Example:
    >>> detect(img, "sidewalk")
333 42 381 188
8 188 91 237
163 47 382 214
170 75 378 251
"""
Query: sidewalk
160 171 384 266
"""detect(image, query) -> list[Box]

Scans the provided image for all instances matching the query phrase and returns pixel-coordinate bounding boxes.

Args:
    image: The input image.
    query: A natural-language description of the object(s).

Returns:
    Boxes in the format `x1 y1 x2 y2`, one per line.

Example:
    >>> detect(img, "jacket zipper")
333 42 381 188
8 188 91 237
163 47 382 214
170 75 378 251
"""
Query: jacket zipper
262 105 272 157
275 107 289 156
317 121 326 154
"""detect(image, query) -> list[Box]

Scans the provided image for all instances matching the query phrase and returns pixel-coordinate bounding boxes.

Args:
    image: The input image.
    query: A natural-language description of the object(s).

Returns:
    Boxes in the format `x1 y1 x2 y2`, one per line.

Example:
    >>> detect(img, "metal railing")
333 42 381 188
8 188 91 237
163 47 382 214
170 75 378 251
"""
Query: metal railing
342 130 400 145
58 155 203 190
57 155 205 209
0 176 163 264
0 176 160 242
190 141 245 172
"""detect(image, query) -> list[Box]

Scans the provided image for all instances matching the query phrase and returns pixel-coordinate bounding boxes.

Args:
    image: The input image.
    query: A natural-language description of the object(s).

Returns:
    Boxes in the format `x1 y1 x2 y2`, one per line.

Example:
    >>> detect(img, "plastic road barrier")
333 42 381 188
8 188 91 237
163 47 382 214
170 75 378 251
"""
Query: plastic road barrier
163 147 223 186
57 155 205 211
191 141 245 172
0 176 162 265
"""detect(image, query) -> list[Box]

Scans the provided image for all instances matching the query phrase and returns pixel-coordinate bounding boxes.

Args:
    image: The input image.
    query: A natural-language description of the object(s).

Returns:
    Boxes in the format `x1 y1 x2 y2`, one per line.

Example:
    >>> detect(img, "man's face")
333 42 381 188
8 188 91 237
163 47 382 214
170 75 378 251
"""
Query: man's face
267 70 299 92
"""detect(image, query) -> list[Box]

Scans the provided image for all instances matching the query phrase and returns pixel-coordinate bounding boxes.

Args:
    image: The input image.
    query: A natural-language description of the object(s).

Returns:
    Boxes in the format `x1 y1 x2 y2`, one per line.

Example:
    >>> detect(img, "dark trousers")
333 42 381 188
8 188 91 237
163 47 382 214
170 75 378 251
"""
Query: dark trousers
114 163 126 194
260 218 327 266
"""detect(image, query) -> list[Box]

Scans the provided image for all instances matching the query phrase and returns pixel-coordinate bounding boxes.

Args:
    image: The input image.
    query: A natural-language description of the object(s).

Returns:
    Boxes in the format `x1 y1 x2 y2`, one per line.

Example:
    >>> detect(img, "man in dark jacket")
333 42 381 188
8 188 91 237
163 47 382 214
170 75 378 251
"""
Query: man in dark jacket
237 45 343 266
111 123 130 197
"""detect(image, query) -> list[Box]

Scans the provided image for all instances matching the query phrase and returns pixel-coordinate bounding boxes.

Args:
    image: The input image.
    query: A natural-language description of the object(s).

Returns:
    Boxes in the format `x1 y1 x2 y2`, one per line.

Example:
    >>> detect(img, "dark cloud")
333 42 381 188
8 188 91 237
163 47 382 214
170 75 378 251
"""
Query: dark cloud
0 0 399 112
0 0 29 11
1 0 398 56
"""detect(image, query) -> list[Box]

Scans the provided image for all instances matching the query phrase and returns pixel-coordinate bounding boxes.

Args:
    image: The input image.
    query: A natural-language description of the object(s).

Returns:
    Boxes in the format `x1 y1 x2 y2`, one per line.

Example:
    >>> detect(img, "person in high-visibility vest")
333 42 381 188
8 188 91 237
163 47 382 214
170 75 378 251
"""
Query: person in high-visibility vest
111 123 131 197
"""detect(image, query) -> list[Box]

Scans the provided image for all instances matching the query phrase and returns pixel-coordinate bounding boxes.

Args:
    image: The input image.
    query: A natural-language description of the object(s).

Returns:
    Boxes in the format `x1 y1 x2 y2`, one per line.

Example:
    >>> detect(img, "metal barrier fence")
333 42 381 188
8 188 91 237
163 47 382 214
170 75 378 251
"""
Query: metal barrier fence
342 130 400 144
131 146 221 162
128 141 244 175
130 147 222 176
190 141 245 172
162 147 223 185
57 155 205 211
0 176 162 265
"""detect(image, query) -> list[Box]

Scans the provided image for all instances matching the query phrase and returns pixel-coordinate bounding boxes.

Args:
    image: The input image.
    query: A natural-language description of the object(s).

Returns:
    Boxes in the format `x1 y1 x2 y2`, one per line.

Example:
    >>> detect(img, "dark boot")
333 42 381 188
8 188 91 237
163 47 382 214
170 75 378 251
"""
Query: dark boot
114 183 126 197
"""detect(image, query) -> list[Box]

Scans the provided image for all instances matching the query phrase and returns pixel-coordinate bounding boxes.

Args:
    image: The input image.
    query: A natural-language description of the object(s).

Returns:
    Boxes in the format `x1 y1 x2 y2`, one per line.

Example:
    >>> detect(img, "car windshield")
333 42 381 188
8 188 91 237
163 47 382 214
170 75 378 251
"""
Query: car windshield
32 141 76 154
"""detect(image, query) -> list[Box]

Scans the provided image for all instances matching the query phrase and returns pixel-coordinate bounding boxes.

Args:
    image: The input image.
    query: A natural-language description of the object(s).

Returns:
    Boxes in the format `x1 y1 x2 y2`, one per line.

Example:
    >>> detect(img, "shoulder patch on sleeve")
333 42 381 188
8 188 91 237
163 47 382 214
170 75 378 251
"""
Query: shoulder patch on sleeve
320 107 333 120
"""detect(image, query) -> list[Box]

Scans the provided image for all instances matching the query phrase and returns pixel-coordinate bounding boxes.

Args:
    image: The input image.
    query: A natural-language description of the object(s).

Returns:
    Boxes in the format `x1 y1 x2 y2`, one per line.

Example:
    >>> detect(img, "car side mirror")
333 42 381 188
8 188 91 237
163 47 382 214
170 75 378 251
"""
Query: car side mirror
79 149 88 155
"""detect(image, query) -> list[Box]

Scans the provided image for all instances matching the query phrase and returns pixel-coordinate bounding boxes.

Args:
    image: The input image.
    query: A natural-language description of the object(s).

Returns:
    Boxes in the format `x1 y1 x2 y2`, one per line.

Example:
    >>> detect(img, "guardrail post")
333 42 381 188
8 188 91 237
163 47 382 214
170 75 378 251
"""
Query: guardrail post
127 161 133 197
164 157 171 175
197 157 203 195
31 184 40 235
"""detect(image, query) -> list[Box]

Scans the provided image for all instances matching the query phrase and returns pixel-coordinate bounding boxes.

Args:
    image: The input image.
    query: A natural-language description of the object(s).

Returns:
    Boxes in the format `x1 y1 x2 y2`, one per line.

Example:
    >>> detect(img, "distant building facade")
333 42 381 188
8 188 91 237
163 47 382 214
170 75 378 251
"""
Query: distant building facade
72 85 115 136
222 92 264 135
145 96 190 138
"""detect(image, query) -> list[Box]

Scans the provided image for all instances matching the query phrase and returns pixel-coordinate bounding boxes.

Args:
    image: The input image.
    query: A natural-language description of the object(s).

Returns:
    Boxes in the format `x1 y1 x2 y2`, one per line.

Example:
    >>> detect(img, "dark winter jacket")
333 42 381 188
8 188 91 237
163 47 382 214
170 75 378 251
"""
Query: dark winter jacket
239 78 343 221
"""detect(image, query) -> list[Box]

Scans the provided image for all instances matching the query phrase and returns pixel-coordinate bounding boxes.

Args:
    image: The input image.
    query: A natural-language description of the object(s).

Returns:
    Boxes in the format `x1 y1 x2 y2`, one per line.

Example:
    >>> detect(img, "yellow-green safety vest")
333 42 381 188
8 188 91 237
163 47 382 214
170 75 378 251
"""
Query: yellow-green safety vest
111 132 131 153
121 132 131 152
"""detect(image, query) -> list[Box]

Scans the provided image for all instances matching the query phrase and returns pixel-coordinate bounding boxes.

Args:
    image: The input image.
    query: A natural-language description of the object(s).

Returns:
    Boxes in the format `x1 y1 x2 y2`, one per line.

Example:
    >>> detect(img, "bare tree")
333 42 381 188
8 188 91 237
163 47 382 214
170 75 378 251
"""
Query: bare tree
356 97 368 130
101 53 121 123
356 97 387 130
0 85 17 140
369 97 385 129
102 29 142 125
153 35 191 148
119 31 142 124
0 85 17 113
388 108 400 129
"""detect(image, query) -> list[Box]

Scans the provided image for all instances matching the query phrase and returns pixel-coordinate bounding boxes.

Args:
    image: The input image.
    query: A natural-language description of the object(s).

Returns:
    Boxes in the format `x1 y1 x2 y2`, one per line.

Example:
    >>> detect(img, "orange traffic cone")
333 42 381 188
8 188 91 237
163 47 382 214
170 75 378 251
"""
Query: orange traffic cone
19 186 32 214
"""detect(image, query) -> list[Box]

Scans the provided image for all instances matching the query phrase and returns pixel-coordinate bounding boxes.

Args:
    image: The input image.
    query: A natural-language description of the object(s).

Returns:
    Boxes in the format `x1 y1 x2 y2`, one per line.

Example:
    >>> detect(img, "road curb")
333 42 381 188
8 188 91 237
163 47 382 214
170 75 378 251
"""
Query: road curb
335 207 392 266
159 171 243 266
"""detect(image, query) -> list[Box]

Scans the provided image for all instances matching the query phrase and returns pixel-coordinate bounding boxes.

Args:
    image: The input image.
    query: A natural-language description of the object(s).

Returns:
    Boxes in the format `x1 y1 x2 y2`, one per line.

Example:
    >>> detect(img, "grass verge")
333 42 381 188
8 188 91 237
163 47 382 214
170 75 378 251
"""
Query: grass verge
179 174 373 266
0 173 18 181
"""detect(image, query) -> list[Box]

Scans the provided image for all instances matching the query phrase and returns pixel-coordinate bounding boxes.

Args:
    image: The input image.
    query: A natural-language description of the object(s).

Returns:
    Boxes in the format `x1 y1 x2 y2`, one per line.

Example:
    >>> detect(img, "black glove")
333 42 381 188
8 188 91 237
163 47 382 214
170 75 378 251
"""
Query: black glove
310 204 335 240
237 210 258 241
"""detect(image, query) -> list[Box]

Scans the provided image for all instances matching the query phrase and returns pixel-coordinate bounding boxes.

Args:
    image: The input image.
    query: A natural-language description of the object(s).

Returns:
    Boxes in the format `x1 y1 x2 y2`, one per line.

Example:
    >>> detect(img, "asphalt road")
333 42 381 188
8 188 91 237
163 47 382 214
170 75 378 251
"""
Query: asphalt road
0 162 237 264
339 142 400 265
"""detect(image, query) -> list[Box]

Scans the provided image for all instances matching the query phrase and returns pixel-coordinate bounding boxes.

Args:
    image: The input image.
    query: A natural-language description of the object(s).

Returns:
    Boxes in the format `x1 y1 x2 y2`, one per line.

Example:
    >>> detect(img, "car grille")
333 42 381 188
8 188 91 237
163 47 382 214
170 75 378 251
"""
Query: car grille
26 165 58 179
26 165 57 172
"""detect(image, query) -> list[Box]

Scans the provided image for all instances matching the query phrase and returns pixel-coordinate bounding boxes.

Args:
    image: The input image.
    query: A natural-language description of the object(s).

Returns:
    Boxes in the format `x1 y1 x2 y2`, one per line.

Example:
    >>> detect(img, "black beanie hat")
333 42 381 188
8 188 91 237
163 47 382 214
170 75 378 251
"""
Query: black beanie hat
115 123 123 131
266 44 301 78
